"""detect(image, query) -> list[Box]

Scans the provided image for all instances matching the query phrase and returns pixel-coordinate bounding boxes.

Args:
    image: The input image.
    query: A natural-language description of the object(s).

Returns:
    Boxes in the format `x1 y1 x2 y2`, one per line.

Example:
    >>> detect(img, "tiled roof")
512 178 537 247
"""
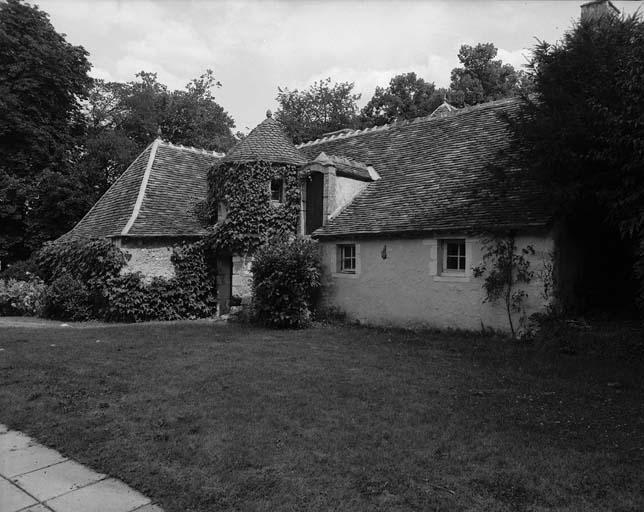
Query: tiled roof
298 98 551 238
60 140 222 240
223 111 307 165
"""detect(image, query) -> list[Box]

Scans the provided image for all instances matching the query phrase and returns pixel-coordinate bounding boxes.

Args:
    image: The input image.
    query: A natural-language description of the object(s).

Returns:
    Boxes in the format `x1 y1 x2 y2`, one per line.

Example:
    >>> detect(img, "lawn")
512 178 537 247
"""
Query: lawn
0 320 643 511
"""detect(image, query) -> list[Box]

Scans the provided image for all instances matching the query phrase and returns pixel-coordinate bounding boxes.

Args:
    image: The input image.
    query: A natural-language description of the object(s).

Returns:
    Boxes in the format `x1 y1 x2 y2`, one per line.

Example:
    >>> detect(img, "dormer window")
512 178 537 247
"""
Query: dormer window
270 178 284 203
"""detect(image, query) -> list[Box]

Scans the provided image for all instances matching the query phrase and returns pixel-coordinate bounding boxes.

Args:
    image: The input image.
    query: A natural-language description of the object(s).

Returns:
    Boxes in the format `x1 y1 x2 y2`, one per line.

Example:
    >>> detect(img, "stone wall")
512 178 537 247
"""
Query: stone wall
318 232 554 332
120 245 175 279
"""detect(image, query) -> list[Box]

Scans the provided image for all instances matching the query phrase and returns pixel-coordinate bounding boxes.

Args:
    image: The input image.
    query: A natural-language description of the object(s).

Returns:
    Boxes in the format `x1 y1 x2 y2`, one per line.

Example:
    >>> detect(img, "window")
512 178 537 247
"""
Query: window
270 178 284 203
338 244 356 273
442 239 466 272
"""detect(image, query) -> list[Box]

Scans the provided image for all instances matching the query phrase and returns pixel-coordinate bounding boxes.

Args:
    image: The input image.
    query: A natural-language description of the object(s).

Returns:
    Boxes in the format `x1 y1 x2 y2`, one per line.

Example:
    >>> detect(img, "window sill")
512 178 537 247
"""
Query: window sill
333 271 359 279
433 274 470 283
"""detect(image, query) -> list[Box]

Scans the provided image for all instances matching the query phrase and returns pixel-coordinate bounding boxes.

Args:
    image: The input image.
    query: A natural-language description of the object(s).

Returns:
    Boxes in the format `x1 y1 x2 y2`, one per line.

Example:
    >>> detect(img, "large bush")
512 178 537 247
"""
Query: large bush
251 237 321 328
0 277 45 316
41 274 92 321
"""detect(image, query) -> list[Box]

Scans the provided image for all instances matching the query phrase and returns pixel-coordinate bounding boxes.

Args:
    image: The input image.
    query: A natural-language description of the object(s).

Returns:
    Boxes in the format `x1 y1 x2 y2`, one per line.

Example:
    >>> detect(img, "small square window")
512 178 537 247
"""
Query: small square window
442 239 466 272
338 244 356 273
270 178 284 203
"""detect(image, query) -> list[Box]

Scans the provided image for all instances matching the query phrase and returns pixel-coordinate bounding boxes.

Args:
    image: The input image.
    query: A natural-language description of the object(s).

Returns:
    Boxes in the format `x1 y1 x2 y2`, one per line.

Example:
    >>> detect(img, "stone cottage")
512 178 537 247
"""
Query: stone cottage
62 98 553 331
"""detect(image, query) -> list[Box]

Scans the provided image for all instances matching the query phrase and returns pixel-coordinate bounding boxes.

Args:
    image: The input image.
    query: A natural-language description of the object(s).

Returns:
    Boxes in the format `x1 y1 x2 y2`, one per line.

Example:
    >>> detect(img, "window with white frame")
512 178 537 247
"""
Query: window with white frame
337 244 356 273
441 239 466 273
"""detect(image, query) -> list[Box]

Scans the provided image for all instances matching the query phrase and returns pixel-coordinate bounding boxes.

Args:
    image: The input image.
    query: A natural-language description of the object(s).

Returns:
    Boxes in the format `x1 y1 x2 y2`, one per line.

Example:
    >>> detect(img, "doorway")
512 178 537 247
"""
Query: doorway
306 172 324 235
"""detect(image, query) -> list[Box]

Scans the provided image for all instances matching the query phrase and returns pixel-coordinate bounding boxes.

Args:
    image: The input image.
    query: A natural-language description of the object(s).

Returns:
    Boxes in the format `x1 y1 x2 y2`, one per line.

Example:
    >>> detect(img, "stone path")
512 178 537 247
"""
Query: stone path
0 425 163 512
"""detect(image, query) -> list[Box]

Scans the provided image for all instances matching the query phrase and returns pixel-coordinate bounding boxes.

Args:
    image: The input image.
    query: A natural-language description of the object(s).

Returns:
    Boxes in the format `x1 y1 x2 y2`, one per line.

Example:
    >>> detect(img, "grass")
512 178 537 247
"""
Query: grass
0 319 643 511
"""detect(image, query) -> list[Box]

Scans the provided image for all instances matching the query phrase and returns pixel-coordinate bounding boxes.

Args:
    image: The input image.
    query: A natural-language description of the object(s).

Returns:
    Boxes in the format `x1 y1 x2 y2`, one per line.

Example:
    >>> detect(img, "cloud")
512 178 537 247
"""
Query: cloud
40 0 643 134
497 48 532 71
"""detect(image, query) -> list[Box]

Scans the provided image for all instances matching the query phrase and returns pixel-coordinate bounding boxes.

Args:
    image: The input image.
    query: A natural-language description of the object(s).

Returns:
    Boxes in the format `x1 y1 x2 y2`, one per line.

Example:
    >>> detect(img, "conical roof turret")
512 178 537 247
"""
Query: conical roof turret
223 110 307 165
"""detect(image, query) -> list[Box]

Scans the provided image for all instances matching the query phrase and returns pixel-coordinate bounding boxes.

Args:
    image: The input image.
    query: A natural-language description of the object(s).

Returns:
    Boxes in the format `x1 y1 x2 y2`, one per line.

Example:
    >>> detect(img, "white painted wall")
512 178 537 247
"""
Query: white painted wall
319 233 554 332
333 177 368 216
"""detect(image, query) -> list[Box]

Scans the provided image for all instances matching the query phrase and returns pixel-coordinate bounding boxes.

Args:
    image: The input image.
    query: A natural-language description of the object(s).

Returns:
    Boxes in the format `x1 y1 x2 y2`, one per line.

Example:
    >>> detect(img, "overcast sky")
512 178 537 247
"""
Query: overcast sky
37 0 641 133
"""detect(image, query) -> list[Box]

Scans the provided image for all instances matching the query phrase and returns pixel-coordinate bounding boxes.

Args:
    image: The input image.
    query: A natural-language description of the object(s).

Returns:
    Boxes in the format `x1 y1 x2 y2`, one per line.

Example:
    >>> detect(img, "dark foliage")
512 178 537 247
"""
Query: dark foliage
275 78 361 144
0 257 40 282
511 12 644 308
0 0 93 263
37 239 128 284
449 43 528 107
360 72 446 127
251 237 322 328
41 274 93 321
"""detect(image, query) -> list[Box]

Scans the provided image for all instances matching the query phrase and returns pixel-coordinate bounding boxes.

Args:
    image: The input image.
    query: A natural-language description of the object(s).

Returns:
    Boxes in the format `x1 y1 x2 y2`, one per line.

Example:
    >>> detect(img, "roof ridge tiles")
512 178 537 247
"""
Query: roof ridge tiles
296 96 521 149
161 139 224 157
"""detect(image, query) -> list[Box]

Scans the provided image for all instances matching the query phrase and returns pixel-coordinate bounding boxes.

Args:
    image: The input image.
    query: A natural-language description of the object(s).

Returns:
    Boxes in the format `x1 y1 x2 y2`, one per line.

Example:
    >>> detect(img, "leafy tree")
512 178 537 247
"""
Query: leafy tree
360 72 446 127
449 43 526 107
0 0 93 264
275 77 361 144
512 12 644 308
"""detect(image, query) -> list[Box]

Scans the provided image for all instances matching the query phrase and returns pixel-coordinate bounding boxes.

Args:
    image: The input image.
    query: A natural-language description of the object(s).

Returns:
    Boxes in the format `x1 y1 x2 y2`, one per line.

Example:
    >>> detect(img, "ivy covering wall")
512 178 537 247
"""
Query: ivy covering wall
35 239 216 322
205 161 301 254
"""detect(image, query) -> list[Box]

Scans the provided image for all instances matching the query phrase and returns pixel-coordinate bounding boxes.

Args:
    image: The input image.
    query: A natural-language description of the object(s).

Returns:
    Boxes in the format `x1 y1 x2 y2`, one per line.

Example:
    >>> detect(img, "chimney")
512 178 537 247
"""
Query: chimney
580 0 619 22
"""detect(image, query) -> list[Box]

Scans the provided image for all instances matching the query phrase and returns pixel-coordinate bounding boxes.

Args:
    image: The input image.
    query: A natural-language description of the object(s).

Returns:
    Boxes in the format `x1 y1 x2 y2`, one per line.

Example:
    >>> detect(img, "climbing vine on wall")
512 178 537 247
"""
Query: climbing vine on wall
205 160 301 254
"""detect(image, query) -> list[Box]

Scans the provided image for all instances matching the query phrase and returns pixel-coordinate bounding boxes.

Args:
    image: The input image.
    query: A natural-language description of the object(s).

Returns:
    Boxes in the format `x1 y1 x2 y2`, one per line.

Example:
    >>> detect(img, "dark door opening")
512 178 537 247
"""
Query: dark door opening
306 172 324 235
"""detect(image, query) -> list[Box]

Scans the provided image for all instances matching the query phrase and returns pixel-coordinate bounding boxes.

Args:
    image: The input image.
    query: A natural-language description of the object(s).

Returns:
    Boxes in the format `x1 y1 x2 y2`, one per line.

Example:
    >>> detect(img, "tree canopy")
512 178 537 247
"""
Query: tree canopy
275 78 361 144
449 43 527 107
512 12 644 307
78 70 236 200
360 72 446 127
0 0 93 263
0 1 238 265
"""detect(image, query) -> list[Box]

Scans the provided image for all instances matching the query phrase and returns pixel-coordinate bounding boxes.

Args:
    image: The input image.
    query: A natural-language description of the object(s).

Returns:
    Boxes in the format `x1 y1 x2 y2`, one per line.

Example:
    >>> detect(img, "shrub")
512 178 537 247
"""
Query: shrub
0 278 45 316
472 235 535 338
37 238 128 284
251 237 321 328
41 275 92 321
0 257 41 282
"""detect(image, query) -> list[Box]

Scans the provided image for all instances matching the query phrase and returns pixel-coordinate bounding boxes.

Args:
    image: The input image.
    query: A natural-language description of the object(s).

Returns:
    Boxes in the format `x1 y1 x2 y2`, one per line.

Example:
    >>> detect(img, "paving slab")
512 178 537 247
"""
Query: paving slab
20 505 54 512
13 459 106 501
45 478 151 512
0 477 38 511
1 444 67 478
0 430 34 453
